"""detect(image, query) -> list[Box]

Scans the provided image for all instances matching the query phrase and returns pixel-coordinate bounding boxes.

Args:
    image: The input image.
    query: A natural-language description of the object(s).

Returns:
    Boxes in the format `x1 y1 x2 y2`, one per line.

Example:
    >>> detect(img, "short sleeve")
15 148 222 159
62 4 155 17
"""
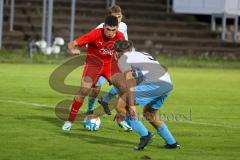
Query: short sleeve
117 54 132 73
74 29 99 47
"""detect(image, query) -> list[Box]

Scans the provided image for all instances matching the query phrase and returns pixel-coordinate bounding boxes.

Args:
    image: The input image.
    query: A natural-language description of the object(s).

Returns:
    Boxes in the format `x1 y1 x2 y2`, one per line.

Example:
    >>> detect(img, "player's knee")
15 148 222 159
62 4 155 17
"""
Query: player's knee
89 87 101 98
143 111 152 121
74 95 84 102
79 87 91 96
143 108 156 122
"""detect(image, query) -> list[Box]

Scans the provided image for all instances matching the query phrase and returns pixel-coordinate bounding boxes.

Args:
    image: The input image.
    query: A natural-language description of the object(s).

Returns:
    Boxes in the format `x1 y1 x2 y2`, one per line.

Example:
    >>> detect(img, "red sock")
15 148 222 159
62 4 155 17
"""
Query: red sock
67 99 83 122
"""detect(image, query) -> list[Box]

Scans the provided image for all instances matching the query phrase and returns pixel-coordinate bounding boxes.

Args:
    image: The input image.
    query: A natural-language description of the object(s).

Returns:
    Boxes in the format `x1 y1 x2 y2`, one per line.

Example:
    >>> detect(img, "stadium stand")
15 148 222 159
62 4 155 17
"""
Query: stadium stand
1 0 240 58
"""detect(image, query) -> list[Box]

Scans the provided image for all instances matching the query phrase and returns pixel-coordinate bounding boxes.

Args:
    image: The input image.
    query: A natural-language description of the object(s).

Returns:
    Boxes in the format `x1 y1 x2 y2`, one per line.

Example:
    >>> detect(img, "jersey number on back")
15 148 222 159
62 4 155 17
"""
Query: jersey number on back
141 52 156 61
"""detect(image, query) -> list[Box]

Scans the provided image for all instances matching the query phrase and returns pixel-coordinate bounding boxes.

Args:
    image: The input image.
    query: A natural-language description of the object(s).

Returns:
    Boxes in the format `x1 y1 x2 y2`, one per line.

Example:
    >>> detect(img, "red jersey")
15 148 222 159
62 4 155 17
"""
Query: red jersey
74 28 124 63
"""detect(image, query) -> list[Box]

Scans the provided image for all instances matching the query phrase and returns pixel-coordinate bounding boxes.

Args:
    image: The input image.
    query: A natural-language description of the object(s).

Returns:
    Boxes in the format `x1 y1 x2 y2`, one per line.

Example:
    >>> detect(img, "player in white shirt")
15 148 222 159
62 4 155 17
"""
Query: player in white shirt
111 40 180 150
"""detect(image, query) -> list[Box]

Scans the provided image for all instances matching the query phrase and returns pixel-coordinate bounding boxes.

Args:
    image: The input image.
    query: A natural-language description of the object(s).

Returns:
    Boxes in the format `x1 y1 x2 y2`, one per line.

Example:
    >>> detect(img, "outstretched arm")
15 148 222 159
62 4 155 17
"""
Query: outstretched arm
67 28 97 55
67 41 81 55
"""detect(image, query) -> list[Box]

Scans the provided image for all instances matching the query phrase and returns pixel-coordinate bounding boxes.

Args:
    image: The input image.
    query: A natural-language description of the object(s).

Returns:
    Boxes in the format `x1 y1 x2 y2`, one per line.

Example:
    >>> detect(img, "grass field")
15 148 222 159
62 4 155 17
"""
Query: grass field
0 63 239 160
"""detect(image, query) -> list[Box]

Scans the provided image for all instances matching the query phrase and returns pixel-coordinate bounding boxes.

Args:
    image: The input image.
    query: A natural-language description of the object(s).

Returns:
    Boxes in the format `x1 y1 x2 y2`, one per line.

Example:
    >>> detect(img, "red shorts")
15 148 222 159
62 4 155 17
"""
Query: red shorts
82 58 120 86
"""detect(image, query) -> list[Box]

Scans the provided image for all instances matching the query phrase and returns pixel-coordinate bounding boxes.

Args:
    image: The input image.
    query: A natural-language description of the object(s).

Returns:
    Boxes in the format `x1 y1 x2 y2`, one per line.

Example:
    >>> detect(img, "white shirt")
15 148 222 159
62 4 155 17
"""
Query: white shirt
96 22 128 40
117 50 172 84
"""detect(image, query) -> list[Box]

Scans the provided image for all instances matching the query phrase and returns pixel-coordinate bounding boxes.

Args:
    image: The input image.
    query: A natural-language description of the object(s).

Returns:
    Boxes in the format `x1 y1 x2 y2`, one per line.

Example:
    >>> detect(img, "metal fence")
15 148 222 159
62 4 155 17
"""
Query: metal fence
0 0 172 49
0 0 14 49
0 0 110 49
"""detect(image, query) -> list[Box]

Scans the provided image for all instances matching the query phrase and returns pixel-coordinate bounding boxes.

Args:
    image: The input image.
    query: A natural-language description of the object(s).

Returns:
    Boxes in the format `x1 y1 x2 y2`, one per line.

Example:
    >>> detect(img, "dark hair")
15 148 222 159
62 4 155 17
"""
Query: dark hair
114 39 133 52
104 15 118 27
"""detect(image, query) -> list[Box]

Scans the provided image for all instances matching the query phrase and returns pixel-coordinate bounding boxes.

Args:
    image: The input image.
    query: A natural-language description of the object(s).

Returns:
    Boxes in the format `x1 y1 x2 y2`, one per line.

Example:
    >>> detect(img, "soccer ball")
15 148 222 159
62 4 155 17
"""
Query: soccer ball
83 115 101 131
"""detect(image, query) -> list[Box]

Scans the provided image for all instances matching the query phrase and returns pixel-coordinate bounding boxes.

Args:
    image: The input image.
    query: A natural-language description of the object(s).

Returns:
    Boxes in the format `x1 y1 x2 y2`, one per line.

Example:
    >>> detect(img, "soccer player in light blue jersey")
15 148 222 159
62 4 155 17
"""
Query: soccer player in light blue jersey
112 40 180 150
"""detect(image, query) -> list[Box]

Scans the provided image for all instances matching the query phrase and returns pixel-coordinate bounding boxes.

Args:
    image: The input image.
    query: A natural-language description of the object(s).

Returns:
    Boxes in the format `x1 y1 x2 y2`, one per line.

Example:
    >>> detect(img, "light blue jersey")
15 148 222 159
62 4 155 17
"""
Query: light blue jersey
118 50 173 109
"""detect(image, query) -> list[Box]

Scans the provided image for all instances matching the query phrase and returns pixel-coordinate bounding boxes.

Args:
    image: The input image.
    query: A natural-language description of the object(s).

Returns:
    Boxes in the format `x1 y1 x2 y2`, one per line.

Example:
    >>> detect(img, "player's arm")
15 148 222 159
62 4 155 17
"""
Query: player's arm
124 70 137 119
68 40 81 55
115 93 127 118
68 29 98 55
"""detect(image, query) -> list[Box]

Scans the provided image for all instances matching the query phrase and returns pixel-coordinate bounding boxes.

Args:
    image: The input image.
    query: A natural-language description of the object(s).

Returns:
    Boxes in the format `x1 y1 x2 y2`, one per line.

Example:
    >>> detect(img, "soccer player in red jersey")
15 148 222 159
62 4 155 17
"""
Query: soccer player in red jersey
62 15 125 131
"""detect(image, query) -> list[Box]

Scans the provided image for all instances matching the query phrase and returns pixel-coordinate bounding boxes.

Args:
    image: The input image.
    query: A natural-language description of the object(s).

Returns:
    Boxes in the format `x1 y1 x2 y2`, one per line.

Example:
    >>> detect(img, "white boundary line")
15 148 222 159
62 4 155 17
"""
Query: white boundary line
0 99 53 108
175 120 240 129
0 99 239 129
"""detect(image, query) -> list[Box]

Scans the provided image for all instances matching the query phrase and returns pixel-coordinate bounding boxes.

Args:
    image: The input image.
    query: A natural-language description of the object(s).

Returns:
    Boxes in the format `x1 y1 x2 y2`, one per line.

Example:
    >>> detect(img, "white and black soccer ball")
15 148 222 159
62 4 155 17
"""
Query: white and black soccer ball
83 115 101 131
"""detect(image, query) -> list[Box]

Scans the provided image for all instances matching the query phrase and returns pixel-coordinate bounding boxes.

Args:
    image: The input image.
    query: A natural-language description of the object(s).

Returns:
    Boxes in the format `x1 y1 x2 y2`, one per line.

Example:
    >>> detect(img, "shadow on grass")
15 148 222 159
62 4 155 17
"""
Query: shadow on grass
20 115 137 149
60 131 136 149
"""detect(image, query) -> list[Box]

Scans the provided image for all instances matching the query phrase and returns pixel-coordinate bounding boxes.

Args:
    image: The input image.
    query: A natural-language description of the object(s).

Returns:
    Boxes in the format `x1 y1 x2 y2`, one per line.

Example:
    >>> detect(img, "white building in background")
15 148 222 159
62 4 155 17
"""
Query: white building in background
173 0 240 15
173 0 240 41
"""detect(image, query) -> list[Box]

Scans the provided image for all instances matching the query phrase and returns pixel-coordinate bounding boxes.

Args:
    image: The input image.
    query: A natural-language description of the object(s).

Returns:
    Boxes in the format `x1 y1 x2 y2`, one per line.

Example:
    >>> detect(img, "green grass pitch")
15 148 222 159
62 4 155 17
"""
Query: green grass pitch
0 63 239 160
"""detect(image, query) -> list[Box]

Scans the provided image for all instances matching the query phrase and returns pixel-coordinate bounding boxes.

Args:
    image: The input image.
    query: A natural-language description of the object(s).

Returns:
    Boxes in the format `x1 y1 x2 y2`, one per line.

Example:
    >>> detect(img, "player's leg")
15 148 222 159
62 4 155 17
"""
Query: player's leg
62 76 93 131
63 54 104 130
114 95 132 131
116 95 153 150
100 86 119 104
125 115 154 150
101 88 132 130
111 70 153 149
108 72 134 131
86 86 100 114
62 65 97 131
143 99 179 149
87 76 106 114
101 62 133 130
133 81 179 148
98 86 119 115
100 65 127 115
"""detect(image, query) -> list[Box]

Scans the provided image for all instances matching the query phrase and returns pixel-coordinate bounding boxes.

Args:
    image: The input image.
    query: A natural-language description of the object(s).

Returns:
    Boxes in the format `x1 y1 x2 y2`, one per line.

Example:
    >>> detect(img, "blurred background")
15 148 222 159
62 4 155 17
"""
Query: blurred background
0 1 240 160
0 0 240 65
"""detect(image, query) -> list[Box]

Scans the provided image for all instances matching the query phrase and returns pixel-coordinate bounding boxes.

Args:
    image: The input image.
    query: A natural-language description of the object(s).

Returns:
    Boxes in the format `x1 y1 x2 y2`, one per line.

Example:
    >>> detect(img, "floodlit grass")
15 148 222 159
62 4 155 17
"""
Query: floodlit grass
0 63 239 160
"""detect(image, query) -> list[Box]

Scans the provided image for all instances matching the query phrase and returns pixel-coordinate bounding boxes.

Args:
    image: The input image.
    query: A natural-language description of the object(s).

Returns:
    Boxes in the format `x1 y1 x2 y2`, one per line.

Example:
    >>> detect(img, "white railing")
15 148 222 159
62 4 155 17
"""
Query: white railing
167 0 172 13
0 0 3 49
9 0 14 31
0 0 14 49
0 0 173 49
